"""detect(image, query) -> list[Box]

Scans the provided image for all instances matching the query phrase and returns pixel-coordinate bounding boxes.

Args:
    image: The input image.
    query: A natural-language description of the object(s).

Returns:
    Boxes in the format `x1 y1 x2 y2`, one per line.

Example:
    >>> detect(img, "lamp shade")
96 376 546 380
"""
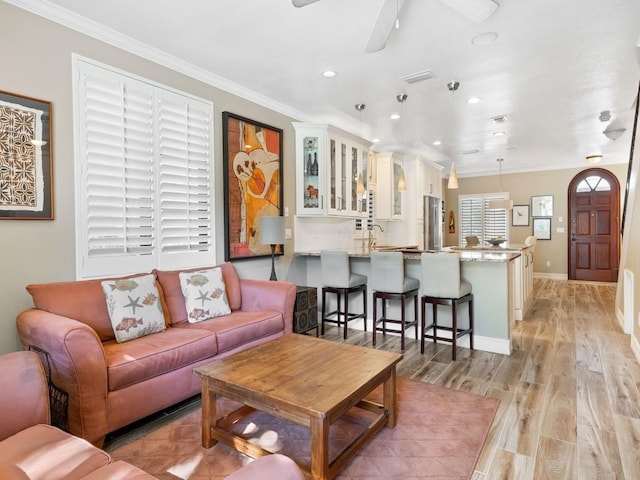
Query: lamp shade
259 216 285 245
448 163 459 189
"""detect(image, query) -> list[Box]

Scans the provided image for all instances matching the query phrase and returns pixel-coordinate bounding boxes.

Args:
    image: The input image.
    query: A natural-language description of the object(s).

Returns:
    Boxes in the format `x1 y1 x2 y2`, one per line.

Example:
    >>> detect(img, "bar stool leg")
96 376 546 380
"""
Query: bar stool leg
420 298 426 354
400 295 406 351
343 291 348 340
413 293 418 340
432 303 438 344
469 298 474 351
362 286 367 332
451 302 458 361
321 289 327 336
372 293 378 346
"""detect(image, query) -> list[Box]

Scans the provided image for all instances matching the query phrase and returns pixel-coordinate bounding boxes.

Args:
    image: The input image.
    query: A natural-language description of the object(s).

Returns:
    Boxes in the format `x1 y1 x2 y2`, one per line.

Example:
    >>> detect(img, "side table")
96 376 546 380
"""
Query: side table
293 286 318 336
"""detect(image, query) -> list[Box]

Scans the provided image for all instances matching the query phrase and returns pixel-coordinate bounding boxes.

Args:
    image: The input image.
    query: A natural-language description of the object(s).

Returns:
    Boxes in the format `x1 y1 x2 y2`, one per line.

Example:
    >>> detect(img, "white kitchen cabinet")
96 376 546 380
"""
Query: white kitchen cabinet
374 151 404 220
293 123 370 217
513 245 535 320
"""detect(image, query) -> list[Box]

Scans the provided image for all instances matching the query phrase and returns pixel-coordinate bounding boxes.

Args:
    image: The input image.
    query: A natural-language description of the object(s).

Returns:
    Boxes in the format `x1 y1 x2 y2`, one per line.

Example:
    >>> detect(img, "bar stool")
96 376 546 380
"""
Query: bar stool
420 252 473 360
320 250 367 339
370 252 420 351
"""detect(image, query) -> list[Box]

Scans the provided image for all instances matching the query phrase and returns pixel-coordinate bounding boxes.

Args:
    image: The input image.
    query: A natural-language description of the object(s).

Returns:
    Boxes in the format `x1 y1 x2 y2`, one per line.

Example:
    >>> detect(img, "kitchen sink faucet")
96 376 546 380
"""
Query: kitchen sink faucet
368 224 384 251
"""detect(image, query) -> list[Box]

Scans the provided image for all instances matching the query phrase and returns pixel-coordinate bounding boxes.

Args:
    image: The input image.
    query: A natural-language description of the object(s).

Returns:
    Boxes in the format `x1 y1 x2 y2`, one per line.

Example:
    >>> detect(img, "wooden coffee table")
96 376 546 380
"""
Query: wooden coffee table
194 334 403 480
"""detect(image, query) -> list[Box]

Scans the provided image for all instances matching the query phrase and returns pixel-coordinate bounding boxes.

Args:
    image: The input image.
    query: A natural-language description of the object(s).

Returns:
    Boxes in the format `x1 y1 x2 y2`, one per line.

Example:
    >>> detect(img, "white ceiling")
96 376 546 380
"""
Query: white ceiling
9 0 640 177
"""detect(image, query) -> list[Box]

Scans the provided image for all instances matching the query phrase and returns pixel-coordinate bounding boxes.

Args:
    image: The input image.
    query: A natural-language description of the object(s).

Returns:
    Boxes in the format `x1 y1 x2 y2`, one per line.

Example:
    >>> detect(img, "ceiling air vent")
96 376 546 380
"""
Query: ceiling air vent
492 115 508 124
401 69 435 84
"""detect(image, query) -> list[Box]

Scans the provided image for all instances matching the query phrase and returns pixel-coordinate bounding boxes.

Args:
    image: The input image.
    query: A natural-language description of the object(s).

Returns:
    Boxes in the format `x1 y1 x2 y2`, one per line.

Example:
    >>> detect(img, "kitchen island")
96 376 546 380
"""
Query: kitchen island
293 246 534 356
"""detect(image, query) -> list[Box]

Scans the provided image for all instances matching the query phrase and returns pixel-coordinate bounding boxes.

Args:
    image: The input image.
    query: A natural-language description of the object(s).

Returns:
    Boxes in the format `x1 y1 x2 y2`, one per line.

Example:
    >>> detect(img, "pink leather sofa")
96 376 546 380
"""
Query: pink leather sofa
0 351 305 480
16 263 297 446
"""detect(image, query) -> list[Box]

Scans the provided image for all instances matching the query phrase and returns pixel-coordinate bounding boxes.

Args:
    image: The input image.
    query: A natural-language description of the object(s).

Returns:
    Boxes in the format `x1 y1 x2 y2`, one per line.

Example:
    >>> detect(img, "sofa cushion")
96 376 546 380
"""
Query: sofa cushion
101 274 166 343
0 424 111 480
27 279 115 342
180 267 231 322
176 310 283 354
103 327 217 391
155 263 242 326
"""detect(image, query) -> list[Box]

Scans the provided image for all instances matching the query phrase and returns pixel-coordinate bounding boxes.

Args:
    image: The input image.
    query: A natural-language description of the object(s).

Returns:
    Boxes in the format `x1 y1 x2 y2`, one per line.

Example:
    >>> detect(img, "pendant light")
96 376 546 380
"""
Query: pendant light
396 93 407 191
488 158 513 210
355 103 366 196
446 81 460 189
448 162 459 189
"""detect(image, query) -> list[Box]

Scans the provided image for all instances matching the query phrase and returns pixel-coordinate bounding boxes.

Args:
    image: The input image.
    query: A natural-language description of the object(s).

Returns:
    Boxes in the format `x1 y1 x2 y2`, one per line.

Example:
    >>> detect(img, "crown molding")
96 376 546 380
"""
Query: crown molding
5 0 309 122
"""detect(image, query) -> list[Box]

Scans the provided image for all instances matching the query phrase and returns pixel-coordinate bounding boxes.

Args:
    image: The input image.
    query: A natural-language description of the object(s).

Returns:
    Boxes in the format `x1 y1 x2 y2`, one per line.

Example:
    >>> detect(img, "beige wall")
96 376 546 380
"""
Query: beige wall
0 3 297 354
443 164 628 275
2 3 639 359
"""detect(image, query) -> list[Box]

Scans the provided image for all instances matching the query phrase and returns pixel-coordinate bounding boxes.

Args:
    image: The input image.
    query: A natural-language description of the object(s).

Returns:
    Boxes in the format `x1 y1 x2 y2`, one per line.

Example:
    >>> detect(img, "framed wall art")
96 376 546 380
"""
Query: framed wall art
222 112 283 261
533 217 551 240
512 204 530 226
0 90 53 219
531 195 553 217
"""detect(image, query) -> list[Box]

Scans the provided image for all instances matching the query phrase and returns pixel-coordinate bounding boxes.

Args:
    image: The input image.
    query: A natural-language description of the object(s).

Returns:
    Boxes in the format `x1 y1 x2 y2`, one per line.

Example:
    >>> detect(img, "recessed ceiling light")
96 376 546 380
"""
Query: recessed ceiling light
462 149 479 155
433 140 442 146
467 97 481 104
492 131 506 136
372 138 380 143
472 32 498 46
322 70 336 78
390 113 400 120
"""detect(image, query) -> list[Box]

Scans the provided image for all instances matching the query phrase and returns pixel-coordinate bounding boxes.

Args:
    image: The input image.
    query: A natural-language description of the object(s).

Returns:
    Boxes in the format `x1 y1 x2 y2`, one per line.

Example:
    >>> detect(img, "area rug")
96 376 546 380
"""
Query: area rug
108 378 498 479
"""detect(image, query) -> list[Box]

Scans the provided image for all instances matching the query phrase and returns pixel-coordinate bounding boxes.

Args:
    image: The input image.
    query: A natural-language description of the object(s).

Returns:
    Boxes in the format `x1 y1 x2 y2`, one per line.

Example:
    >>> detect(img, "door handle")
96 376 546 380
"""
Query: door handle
571 234 576 241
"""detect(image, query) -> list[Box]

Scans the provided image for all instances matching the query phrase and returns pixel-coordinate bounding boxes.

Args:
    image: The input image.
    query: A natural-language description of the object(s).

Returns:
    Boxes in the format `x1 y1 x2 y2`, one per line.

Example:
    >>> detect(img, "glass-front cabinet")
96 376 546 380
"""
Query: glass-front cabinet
374 151 404 220
294 123 370 217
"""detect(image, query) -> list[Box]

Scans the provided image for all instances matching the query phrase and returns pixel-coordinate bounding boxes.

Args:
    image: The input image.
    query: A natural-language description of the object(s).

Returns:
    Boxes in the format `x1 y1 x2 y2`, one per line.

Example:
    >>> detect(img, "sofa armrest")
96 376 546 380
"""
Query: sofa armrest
225 454 304 480
16 308 109 445
0 351 49 441
239 280 297 334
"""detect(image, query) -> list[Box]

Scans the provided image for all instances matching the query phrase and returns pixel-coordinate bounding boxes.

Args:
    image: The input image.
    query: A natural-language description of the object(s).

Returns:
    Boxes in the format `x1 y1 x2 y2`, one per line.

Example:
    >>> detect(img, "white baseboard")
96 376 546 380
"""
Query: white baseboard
325 318 512 355
533 272 568 280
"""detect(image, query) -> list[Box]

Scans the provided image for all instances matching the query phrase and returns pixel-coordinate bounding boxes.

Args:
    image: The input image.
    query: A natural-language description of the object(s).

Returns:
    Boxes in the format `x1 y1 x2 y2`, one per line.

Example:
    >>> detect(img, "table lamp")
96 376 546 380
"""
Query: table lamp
259 216 285 281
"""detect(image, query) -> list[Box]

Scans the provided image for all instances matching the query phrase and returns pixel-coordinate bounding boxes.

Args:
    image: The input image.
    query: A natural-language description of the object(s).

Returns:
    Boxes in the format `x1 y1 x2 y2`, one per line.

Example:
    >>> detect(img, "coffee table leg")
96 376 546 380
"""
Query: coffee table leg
310 416 329 480
201 378 217 448
383 367 398 428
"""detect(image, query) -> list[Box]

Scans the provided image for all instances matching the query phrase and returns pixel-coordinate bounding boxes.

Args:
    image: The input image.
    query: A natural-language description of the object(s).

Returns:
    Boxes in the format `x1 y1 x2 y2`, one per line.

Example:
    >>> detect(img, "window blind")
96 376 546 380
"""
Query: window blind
458 193 509 246
76 59 214 278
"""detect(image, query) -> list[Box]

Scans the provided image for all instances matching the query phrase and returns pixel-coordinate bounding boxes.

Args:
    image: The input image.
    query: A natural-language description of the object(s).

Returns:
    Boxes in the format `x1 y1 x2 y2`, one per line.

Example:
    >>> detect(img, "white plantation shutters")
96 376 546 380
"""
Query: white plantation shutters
76 58 213 278
157 91 212 269
458 193 509 246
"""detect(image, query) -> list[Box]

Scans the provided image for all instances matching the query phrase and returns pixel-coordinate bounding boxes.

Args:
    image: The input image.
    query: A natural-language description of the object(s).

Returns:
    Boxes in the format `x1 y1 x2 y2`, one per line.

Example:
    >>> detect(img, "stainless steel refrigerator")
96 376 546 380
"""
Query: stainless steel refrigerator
423 195 442 251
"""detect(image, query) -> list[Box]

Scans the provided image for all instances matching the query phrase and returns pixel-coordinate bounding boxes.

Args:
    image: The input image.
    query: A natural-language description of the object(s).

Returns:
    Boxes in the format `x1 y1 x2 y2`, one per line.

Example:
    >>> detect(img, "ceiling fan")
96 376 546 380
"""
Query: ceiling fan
292 0 499 53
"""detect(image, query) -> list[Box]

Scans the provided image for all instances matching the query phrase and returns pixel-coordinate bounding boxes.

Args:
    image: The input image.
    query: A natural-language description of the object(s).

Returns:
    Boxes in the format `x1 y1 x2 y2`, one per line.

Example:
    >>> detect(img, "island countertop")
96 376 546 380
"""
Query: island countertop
294 248 521 262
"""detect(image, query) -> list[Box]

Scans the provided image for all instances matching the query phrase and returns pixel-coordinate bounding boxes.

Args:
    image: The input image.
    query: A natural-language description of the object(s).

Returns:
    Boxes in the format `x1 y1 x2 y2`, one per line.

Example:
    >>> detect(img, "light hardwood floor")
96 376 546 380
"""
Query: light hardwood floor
320 278 640 479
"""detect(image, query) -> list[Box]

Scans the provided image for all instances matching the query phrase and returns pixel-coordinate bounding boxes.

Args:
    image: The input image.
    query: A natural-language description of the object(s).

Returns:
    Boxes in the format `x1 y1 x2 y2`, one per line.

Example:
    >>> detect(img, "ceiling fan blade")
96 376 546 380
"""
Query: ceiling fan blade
292 0 320 7
365 0 405 53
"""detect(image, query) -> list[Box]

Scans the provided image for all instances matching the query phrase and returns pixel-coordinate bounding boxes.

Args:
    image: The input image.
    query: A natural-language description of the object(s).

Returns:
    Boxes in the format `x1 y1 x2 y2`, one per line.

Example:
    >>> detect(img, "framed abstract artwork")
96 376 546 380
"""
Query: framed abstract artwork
512 204 530 226
222 112 283 261
0 90 53 219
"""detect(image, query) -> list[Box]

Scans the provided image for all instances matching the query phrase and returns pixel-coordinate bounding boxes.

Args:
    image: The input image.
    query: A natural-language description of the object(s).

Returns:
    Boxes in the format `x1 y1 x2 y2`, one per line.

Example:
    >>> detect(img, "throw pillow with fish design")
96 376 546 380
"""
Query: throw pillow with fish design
101 274 166 343
179 267 231 322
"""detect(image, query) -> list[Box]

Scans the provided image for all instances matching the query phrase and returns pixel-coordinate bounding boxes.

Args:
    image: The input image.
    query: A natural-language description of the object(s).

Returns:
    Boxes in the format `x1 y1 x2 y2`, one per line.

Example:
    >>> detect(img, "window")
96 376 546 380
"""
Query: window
576 175 611 192
74 57 214 278
458 193 509 246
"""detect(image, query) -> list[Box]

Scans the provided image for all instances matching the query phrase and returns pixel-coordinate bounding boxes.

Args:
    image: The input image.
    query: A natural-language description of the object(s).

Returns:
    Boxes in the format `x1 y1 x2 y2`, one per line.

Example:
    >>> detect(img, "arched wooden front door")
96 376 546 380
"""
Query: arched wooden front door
568 168 620 281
